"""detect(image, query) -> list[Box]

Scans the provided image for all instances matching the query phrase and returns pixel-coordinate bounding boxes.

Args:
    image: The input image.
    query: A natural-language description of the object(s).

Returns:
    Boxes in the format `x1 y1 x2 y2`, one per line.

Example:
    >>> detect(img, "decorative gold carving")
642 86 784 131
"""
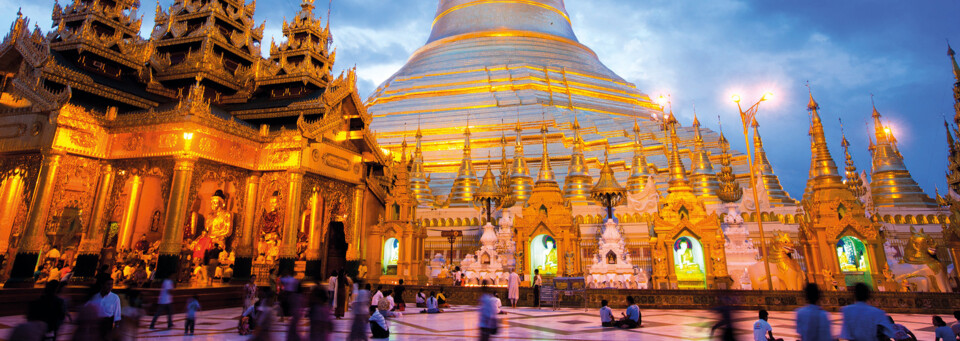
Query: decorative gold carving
0 124 27 139
322 153 349 171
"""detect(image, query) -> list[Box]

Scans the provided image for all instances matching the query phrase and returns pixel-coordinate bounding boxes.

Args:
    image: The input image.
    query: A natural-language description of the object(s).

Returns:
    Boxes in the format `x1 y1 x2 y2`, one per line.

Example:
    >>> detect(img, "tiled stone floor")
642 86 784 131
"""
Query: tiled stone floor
0 305 946 340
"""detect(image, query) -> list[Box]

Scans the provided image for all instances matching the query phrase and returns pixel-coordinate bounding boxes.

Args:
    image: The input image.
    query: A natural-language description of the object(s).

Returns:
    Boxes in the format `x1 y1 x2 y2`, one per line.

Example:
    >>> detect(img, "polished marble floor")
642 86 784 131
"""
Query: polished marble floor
0 304 946 340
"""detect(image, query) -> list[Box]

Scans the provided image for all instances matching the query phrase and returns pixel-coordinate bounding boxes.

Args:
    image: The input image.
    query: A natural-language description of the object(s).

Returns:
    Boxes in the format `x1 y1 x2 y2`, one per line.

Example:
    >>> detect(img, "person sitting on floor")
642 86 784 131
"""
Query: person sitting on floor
614 296 640 329
934 315 957 341
493 293 505 314
415 289 426 308
889 316 917 341
599 300 615 327
378 290 402 318
369 306 389 339
420 291 443 313
753 309 783 341
437 287 449 308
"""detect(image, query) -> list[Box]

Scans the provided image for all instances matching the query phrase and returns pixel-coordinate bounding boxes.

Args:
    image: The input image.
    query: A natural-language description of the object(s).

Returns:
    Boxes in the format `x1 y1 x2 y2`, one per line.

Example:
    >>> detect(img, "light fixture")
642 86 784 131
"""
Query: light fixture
183 132 194 140
731 94 741 103
761 91 774 101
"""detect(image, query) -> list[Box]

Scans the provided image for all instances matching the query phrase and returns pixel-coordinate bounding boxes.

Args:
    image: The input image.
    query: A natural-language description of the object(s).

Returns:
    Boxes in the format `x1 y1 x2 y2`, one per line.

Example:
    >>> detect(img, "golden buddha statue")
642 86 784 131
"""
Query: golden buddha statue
259 191 282 260
206 190 233 246
675 238 704 285
541 238 558 275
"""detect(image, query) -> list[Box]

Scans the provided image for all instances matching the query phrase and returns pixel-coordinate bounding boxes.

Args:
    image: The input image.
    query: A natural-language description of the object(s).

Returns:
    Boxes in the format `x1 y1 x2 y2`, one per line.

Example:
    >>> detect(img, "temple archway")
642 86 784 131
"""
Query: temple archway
382 237 399 275
530 234 557 276
673 236 706 289
836 235 873 289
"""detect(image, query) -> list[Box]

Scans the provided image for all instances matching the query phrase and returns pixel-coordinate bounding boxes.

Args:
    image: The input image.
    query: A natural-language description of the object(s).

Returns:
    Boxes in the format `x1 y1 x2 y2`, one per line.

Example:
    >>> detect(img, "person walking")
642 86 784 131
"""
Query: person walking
532 269 542 308
507 270 520 308
149 279 175 329
795 283 832 341
478 287 499 341
185 295 200 336
839 283 894 341
31 280 67 339
710 305 735 341
285 285 304 341
88 277 122 340
335 270 349 319
309 289 333 341
347 281 371 341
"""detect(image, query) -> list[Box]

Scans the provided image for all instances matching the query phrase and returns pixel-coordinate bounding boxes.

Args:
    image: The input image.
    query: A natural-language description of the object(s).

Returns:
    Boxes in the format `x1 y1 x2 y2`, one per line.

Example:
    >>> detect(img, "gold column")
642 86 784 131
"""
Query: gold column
78 163 114 255
237 174 260 258
159 156 197 256
306 192 321 261
117 175 143 250
348 185 364 261
0 173 24 253
279 170 303 260
8 151 64 284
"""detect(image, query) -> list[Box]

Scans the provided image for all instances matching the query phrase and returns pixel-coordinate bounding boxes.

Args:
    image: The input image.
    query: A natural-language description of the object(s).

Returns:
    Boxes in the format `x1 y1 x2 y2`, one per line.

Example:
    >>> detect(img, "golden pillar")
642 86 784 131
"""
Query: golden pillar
348 185 364 261
156 156 197 280
0 172 24 254
117 175 143 250
233 173 259 282
74 162 115 279
278 170 303 273
305 191 323 279
8 150 64 285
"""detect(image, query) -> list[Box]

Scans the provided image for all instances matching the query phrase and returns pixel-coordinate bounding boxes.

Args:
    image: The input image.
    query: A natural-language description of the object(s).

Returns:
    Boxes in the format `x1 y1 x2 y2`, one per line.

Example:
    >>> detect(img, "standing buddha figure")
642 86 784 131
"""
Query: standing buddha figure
259 191 282 260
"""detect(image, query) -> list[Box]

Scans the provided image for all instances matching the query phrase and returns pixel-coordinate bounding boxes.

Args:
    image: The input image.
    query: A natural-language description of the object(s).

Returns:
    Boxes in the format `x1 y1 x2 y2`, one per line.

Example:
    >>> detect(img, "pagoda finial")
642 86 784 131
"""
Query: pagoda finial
840 119 865 197
627 118 650 194
716 124 742 203
950 42 960 84
448 119 479 207
805 90 844 191
666 114 692 193
508 112 533 203
868 100 935 207
536 118 556 184
690 108 719 202
409 116 433 207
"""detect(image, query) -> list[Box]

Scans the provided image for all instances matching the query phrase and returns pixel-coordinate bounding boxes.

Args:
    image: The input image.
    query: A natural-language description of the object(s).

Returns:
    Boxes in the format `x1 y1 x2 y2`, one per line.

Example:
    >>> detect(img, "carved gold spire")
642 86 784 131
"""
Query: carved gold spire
626 119 650 194
666 113 693 193
564 117 593 205
868 103 935 207
805 92 845 192
689 113 720 203
409 124 434 207
508 120 534 204
498 128 512 200
536 121 556 184
716 128 742 203
840 125 866 198
751 119 794 205
448 124 478 207
591 146 626 220
948 44 960 194
950 44 960 124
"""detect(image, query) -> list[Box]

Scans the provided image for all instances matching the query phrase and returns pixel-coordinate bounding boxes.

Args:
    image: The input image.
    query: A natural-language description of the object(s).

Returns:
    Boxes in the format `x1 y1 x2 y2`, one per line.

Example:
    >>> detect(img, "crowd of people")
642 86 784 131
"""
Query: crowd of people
8 274 960 340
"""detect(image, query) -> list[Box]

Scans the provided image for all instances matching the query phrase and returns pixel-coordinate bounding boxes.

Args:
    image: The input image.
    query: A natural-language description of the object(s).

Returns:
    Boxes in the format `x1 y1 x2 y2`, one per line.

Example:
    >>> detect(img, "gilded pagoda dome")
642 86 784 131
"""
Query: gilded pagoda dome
368 0 796 207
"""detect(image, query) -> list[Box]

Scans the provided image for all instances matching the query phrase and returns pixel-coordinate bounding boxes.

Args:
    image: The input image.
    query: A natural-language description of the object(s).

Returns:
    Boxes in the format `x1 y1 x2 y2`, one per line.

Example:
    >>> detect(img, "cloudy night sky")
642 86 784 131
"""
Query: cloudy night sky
3 0 959 199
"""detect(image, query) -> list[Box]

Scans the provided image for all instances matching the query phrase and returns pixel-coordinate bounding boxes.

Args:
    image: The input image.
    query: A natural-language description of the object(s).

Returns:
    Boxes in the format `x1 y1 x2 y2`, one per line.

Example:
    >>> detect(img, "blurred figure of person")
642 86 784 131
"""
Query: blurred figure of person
119 290 143 341
285 285 304 341
250 292 277 341
507 270 520 308
437 287 449 308
951 311 960 336
309 289 333 341
752 310 782 341
371 285 383 312
348 281 371 341
934 316 957 341
149 279 175 329
32 280 66 339
185 295 200 336
839 283 894 341
613 296 640 329
279 270 299 322
244 276 258 313
72 284 102 341
369 306 389 339
420 291 442 314
327 273 338 311
393 279 406 312
335 270 348 319
8 308 46 341
532 269 542 308
795 283 832 341
415 289 426 308
478 287 499 341
238 299 259 336
889 316 917 341
599 299 614 327
88 277 122 339
453 266 462 286
710 305 735 341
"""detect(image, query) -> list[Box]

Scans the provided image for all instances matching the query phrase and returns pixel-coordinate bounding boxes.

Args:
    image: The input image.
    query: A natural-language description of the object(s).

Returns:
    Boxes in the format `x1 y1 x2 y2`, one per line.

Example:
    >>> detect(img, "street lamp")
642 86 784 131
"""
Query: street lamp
732 92 775 291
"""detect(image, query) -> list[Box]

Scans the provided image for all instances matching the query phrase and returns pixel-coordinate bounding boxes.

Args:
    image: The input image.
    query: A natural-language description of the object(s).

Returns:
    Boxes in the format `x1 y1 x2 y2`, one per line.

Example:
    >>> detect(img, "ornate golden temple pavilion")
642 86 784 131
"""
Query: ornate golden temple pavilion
0 0 395 286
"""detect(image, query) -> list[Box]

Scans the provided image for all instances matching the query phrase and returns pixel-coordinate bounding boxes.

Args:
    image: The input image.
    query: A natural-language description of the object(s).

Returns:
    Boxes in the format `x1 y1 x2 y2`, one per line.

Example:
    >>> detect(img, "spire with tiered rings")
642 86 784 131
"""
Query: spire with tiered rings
508 119 534 204
948 44 960 194
716 124 743 203
626 119 651 194
475 152 504 224
592 145 626 221
868 101 936 207
840 121 866 198
409 121 434 207
498 126 514 206
536 120 557 184
564 116 593 205
805 92 845 192
666 112 693 193
689 112 721 203
751 118 794 205
448 122 479 207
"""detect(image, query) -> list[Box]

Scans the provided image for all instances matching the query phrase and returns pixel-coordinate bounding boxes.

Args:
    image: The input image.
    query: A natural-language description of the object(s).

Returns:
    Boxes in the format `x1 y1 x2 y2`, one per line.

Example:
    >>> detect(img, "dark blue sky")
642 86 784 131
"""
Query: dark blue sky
4 0 958 199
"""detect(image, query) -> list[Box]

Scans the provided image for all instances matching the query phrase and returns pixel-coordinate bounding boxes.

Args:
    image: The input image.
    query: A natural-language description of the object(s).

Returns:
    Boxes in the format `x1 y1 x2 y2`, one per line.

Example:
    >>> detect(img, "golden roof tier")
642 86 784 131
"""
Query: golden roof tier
367 0 797 208
867 105 936 208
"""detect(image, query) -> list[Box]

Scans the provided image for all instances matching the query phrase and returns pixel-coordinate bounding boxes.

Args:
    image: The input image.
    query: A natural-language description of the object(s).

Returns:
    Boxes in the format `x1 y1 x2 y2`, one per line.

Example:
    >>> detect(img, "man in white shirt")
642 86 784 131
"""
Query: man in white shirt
371 286 383 311
840 283 894 341
753 310 782 341
88 277 122 338
796 283 832 341
478 289 499 341
150 279 175 329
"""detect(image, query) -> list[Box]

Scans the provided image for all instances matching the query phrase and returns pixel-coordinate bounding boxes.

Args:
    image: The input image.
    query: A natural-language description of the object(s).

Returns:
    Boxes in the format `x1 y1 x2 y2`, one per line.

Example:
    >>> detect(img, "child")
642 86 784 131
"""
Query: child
934 316 957 341
599 300 614 327
369 306 389 339
420 291 442 313
185 295 201 335
415 289 426 308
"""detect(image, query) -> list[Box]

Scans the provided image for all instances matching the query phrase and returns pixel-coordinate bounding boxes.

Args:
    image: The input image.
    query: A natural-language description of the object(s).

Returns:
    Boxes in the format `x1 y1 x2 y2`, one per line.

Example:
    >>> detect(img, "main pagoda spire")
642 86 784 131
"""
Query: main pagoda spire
867 103 935 207
627 119 651 194
508 120 534 204
448 124 479 207
563 117 593 205
689 113 720 203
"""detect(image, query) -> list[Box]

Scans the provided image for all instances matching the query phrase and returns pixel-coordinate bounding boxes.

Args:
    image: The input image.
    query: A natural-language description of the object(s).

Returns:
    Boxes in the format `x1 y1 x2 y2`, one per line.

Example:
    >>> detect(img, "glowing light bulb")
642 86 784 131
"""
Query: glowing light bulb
762 91 774 101
731 94 741 103
183 132 194 140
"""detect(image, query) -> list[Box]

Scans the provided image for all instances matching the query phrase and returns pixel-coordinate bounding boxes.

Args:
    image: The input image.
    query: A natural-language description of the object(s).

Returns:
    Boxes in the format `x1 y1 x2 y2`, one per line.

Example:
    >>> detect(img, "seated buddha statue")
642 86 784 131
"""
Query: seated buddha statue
675 242 703 280
542 239 558 274
206 190 233 246
259 191 282 260
837 249 857 272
